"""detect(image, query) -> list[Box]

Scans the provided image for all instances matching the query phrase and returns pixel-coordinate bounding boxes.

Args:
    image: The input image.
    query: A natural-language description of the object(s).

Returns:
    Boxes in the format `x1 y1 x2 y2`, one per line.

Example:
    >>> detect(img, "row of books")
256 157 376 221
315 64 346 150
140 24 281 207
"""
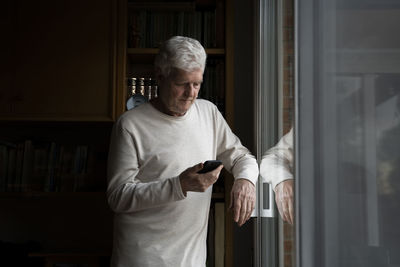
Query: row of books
128 10 217 48
127 59 226 113
200 59 225 114
0 140 98 193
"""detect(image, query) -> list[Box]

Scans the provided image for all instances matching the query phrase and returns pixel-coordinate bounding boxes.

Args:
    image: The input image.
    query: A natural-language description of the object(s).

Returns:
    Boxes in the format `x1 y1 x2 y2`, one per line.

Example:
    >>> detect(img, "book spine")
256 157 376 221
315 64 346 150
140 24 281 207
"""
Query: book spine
14 142 24 192
6 148 16 192
21 140 34 192
0 145 8 192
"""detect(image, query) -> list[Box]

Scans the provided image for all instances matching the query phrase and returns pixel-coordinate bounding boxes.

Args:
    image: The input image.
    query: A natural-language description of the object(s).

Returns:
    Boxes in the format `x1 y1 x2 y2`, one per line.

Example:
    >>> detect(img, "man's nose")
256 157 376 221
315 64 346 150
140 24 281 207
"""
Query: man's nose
184 83 196 96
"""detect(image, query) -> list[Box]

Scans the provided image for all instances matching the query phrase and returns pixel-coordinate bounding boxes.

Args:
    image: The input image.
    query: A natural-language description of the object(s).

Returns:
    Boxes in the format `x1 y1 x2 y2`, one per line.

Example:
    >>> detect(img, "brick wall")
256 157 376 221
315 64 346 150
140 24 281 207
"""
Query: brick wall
282 0 295 267
282 0 294 134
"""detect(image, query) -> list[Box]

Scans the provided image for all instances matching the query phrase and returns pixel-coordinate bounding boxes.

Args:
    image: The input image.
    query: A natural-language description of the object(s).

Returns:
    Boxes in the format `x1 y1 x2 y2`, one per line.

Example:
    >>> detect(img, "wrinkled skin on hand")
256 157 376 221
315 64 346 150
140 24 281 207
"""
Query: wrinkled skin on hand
274 179 294 224
179 163 224 196
229 179 256 227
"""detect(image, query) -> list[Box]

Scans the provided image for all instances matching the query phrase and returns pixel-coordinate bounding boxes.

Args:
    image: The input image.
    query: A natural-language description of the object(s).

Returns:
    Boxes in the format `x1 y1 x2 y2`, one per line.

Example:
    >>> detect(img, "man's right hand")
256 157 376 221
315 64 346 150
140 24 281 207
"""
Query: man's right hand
179 163 224 196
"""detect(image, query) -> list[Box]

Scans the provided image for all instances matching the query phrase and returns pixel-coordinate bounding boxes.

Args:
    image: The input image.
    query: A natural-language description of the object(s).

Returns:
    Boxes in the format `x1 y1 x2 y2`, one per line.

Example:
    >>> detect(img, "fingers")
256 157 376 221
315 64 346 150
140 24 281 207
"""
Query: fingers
179 162 223 194
200 164 223 188
228 188 233 211
238 197 247 226
248 193 255 220
275 194 288 223
274 180 294 224
211 164 224 175
232 191 240 223
287 195 294 224
234 193 255 226
192 162 204 172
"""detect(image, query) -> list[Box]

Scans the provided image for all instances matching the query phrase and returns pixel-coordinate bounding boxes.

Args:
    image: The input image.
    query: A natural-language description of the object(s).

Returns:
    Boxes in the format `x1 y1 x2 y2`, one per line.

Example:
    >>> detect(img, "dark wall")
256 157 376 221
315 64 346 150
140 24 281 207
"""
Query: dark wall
233 0 256 153
233 0 256 266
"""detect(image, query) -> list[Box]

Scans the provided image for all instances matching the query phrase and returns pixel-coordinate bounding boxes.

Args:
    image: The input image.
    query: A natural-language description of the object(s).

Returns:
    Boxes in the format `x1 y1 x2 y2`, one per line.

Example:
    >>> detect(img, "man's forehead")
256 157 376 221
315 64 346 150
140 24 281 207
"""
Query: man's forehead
169 68 203 80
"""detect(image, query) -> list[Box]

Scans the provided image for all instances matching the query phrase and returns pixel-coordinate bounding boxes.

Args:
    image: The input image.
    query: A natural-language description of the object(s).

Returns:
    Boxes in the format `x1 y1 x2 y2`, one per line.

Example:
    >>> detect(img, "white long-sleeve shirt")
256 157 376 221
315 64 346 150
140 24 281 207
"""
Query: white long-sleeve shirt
107 99 258 267
260 128 294 189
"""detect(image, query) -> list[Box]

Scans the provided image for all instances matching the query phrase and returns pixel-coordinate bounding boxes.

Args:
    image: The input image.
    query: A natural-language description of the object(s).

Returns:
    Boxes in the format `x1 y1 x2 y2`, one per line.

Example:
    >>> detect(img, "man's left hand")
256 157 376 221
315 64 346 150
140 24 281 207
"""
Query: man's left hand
229 178 255 227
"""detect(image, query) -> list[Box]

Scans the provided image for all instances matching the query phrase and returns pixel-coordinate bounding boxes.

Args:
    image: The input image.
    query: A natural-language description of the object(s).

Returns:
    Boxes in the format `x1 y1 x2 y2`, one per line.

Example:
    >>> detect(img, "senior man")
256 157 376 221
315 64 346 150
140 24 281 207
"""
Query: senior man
107 36 258 267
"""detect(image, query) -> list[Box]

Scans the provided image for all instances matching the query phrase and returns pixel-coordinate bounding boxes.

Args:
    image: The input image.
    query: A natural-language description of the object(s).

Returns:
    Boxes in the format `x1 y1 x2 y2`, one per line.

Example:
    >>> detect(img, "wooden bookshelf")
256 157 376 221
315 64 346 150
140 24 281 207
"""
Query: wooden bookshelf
0 0 235 266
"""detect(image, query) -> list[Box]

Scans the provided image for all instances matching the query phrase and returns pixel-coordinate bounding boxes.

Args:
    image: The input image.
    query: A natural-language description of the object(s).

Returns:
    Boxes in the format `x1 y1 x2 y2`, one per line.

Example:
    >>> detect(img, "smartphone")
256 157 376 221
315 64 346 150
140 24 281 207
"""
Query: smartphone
197 160 223 174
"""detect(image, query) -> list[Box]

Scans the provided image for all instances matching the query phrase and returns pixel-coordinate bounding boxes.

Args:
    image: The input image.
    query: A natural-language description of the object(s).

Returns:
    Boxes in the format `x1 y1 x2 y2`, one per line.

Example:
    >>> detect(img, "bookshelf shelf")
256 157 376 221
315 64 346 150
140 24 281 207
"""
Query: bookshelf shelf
127 48 226 55
127 48 225 66
29 251 111 267
211 192 225 200
0 192 224 200
127 1 196 11
0 192 106 199
29 251 110 258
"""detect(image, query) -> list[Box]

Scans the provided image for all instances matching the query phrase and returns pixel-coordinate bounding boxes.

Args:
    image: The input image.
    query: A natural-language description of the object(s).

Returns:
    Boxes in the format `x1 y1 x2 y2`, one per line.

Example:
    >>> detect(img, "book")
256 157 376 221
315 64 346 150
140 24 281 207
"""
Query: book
0 145 8 192
73 145 89 191
21 140 34 192
44 142 57 192
32 142 50 191
14 142 24 192
6 147 16 192
58 145 75 192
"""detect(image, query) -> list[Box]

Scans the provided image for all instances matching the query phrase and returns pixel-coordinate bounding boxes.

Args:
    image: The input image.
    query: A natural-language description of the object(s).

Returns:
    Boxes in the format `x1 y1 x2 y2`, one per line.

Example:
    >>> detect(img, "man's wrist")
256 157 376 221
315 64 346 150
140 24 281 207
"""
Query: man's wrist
178 175 187 196
274 178 294 189
235 178 255 186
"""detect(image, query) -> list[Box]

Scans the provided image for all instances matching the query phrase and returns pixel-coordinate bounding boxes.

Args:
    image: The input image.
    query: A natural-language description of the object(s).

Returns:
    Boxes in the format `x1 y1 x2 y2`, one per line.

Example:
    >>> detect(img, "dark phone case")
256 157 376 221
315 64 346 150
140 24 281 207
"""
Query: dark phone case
197 160 222 174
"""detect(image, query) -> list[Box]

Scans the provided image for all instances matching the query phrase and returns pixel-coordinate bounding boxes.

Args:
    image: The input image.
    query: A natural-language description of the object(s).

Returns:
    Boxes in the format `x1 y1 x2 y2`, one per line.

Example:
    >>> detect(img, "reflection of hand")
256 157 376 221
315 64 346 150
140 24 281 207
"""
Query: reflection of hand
274 179 294 224
179 163 224 196
229 179 256 227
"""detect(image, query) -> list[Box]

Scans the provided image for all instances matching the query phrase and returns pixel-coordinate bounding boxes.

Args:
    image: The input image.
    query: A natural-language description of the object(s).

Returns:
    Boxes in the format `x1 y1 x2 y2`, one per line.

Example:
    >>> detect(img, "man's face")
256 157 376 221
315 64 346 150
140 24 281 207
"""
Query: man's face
158 68 203 116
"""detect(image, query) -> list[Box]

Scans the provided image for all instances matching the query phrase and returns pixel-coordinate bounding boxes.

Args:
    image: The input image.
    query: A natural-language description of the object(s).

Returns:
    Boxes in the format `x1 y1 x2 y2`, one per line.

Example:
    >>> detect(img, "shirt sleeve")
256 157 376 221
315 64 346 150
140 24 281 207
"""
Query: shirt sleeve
106 117 186 213
260 127 294 189
213 107 259 186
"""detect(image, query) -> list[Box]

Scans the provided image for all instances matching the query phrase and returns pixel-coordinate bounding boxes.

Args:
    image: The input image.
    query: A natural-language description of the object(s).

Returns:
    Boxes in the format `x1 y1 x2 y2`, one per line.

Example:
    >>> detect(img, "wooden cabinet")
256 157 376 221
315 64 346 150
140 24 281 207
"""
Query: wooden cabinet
0 1 119 263
0 0 118 121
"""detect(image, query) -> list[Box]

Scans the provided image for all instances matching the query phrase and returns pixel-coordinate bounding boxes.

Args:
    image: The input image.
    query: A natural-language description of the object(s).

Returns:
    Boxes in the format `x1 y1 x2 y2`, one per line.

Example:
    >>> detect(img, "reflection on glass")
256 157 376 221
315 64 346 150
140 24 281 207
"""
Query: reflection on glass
297 0 400 266
260 128 294 224
336 74 400 266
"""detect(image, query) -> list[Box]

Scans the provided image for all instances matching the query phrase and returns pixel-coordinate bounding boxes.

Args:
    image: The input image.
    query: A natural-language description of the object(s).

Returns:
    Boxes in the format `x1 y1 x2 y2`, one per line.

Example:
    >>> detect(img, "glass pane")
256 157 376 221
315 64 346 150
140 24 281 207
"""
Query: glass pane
256 0 295 266
254 0 280 266
296 0 400 267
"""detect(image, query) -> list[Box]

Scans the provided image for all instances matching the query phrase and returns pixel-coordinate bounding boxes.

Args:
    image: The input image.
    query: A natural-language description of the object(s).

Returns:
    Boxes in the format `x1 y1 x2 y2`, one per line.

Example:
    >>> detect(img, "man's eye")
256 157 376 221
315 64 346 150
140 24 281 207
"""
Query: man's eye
174 82 201 88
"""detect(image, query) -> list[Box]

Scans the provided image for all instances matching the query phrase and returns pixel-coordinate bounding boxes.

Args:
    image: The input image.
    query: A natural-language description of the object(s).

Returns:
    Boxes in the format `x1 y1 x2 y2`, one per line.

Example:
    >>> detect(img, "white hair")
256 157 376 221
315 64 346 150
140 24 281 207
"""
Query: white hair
155 36 207 77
